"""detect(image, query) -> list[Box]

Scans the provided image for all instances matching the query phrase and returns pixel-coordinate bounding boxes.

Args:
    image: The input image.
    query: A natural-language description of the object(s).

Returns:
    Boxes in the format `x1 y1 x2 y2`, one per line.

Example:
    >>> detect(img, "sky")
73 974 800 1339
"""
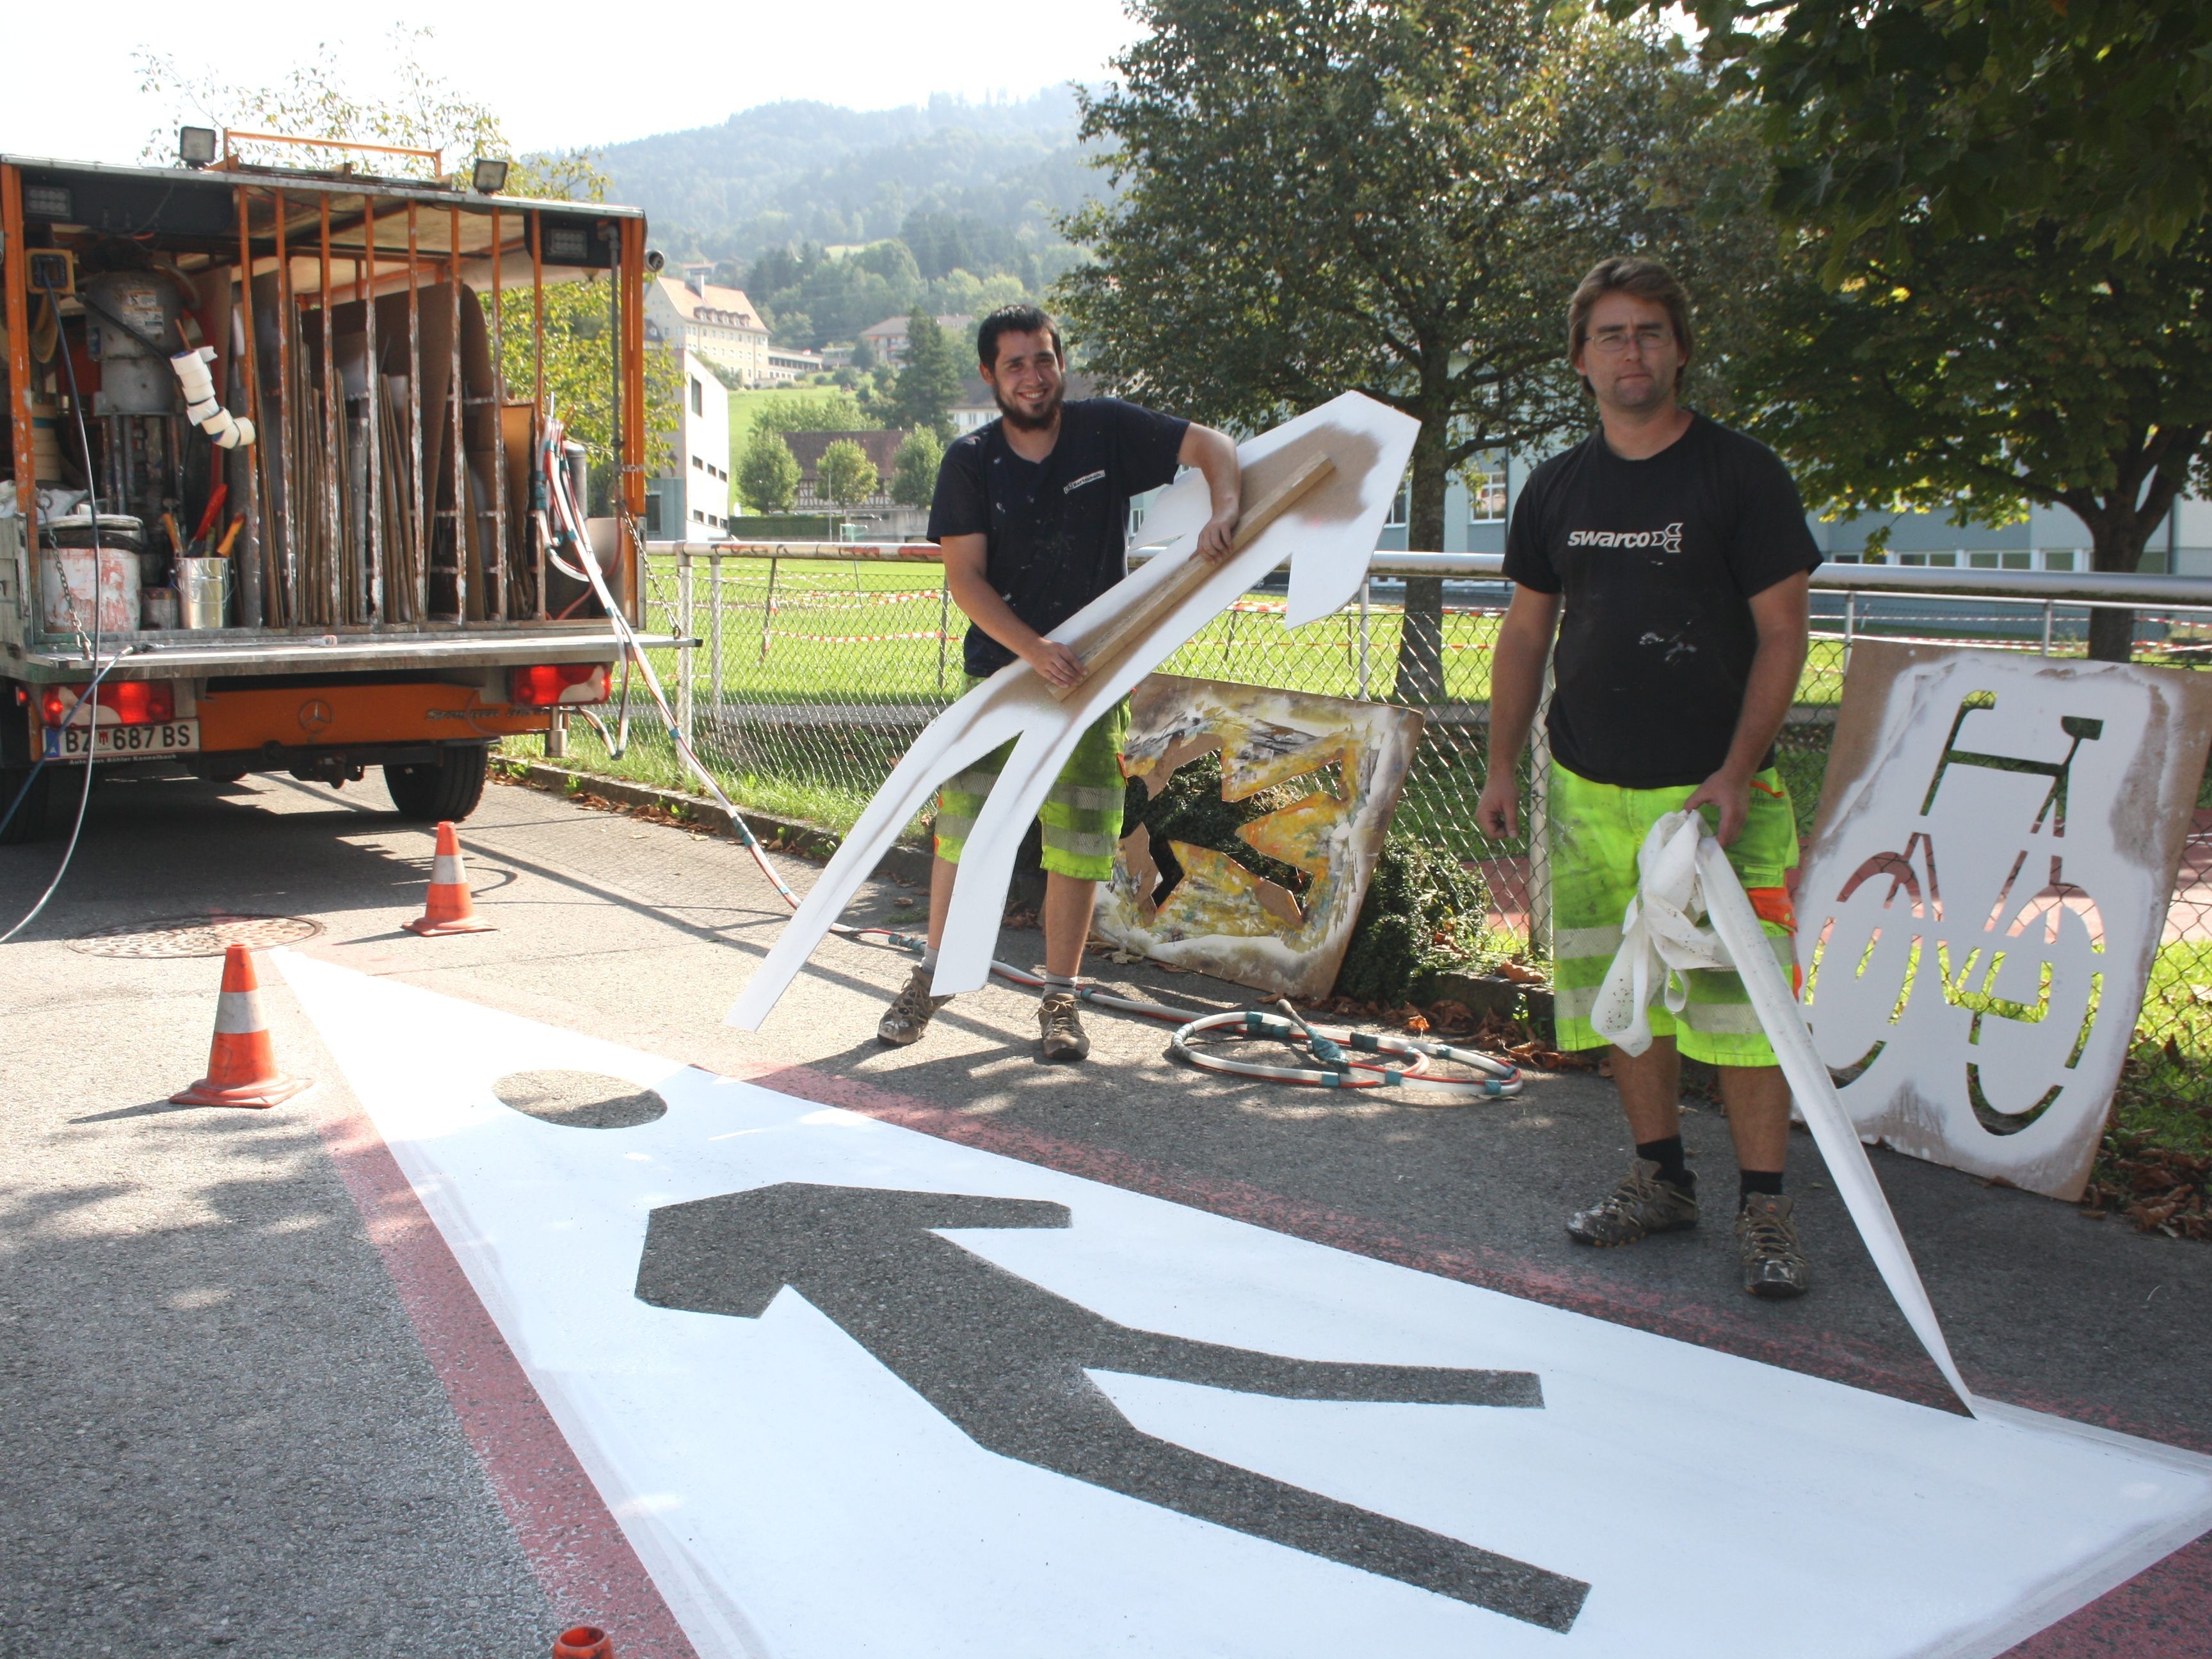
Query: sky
1 0 1143 166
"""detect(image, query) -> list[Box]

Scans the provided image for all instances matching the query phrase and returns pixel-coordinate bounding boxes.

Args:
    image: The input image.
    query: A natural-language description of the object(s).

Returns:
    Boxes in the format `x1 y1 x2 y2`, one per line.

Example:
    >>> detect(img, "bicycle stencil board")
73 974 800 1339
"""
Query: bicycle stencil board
1797 640 2212 1199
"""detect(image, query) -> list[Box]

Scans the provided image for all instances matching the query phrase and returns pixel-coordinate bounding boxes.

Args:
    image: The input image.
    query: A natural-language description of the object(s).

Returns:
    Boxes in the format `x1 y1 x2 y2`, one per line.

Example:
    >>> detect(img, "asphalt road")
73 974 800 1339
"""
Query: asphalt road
2 767 2208 1656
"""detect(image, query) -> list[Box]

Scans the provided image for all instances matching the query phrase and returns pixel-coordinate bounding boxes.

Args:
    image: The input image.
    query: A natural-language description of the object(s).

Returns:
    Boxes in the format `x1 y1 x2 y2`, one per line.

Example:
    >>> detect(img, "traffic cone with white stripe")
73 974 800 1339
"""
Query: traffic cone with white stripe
406 819 497 936
171 945 311 1109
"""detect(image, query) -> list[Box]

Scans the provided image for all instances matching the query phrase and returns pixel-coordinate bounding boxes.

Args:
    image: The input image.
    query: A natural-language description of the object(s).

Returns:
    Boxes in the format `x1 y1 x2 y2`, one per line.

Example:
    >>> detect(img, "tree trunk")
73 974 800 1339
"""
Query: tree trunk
2086 517 2154 664
1390 422 1452 705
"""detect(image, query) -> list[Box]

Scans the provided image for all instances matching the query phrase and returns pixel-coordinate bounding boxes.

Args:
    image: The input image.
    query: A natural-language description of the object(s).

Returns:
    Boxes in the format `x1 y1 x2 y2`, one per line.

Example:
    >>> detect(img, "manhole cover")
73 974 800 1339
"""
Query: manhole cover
69 913 325 958
494 1070 668 1130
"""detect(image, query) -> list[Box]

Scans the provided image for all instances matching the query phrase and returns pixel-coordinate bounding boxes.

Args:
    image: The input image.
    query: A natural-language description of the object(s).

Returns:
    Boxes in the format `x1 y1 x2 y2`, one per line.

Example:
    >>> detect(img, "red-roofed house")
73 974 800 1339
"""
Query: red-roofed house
646 267 771 385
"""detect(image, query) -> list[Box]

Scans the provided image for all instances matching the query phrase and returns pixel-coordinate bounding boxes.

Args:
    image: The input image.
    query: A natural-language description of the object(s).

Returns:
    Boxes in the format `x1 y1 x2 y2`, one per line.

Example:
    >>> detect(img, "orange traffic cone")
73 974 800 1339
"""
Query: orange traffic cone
171 945 312 1109
406 819 497 936
552 1628 613 1659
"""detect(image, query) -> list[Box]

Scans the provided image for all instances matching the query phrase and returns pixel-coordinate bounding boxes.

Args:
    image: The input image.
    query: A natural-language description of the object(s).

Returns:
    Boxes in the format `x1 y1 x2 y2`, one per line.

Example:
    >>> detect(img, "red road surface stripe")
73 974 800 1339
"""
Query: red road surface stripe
310 1095 700 1659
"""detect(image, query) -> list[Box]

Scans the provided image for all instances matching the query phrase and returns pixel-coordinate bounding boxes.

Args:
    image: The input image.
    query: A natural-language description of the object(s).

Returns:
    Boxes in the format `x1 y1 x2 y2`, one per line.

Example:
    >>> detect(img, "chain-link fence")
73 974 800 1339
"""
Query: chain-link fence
512 543 2212 1102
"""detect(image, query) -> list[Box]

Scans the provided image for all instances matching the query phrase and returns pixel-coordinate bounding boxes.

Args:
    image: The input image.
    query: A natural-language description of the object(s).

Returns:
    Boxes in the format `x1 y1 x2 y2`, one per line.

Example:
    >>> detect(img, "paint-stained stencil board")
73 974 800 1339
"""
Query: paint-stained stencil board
1797 641 2212 1198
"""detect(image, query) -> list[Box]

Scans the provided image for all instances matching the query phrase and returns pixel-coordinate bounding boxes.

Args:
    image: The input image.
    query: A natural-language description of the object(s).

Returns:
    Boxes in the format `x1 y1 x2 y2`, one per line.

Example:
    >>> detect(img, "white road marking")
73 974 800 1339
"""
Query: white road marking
280 951 2212 1659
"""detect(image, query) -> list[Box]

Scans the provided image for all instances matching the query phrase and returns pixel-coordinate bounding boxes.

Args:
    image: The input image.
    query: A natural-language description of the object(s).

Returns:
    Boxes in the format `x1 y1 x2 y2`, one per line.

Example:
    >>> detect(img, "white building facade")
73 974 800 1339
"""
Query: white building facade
645 269 771 387
645 351 732 541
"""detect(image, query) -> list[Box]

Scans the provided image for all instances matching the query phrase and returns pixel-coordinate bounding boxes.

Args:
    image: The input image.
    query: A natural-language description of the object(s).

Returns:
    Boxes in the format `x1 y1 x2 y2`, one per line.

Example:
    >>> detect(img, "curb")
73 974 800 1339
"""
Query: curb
497 758 937 887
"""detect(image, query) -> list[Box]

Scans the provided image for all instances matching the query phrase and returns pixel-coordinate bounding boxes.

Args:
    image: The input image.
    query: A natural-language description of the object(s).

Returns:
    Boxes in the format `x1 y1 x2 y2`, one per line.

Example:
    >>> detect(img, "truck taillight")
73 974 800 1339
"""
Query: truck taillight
509 663 610 707
40 681 175 726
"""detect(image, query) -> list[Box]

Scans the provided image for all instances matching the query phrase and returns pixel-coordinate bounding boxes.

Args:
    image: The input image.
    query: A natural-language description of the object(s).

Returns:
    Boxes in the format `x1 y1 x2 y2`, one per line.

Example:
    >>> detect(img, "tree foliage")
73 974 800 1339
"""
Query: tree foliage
1660 0 2212 262
889 312 963 438
1059 0 1762 700
737 427 803 514
1733 227 2212 657
750 389 868 437
1645 0 2212 658
817 439 881 509
890 429 946 509
134 28 602 197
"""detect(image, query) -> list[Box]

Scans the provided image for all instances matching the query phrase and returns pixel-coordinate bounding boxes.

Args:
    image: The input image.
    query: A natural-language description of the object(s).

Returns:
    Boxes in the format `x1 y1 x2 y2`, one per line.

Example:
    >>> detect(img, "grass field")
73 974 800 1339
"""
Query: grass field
516 555 2211 1128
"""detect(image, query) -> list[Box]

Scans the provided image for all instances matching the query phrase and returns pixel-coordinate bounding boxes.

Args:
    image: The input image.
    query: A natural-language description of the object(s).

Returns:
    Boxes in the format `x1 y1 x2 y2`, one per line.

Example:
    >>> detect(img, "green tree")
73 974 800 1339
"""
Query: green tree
1644 0 2212 659
738 426 802 514
890 429 945 509
751 389 867 437
1731 229 2212 661
890 311 963 438
1059 1 1758 702
817 439 881 510
849 336 878 372
1661 0 2212 261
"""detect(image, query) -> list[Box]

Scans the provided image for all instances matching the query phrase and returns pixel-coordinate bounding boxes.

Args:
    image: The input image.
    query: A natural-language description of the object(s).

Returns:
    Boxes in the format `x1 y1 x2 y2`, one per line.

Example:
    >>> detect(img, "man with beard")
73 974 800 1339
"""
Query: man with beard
1474 257 1822 1299
878 303 1243 1062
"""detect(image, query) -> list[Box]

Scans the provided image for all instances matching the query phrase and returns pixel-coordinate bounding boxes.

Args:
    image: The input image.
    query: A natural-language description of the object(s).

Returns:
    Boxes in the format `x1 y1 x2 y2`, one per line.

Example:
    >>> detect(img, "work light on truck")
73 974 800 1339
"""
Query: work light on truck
40 682 175 726
509 664 611 707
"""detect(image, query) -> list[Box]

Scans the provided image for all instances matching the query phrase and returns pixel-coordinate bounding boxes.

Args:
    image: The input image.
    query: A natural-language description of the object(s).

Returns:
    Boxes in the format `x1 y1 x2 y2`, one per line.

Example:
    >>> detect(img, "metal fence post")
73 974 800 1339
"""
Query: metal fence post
676 546 694 746
2042 600 2055 657
759 555 778 664
1358 577 1371 700
709 551 724 717
937 576 950 696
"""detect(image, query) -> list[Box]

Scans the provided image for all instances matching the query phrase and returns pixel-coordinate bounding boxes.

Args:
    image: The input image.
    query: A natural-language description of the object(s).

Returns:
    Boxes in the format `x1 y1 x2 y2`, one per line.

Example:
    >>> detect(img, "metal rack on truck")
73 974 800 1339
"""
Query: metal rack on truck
1 139 656 843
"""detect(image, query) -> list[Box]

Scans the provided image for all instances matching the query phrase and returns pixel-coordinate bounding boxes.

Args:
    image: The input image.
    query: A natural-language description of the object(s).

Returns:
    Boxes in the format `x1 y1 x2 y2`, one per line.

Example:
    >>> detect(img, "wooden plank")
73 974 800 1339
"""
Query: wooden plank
1047 453 1334 701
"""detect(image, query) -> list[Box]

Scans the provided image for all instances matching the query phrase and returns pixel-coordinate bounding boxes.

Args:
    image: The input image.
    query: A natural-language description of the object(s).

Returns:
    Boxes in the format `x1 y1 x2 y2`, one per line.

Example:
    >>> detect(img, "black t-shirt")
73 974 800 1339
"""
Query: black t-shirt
1502 413 1821 789
928 397 1189 676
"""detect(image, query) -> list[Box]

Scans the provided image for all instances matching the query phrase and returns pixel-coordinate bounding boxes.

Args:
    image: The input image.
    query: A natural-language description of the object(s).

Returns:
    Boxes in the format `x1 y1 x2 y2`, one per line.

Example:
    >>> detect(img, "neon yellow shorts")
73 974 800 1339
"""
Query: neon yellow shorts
1548 761 1800 1067
932 680 1128 882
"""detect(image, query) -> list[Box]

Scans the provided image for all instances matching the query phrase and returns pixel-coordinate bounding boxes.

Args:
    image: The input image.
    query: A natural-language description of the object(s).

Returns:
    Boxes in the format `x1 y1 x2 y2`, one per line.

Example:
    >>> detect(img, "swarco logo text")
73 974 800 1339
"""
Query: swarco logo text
1567 522 1685 553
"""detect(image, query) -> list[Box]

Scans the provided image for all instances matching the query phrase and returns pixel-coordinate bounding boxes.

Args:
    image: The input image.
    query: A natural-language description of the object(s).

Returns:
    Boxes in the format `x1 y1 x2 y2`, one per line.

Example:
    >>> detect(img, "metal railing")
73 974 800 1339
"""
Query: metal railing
525 540 2211 1096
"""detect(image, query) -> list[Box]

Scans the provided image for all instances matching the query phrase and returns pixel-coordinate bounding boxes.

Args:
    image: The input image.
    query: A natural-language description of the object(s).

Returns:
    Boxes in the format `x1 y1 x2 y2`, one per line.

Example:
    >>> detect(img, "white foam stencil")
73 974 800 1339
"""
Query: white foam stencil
280 951 2212 1659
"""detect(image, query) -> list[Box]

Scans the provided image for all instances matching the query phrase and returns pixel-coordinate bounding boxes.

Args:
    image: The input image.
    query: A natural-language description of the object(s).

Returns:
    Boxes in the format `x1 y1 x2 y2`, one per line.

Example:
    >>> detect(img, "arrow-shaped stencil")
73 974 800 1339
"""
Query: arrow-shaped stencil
636 1182 1589 1632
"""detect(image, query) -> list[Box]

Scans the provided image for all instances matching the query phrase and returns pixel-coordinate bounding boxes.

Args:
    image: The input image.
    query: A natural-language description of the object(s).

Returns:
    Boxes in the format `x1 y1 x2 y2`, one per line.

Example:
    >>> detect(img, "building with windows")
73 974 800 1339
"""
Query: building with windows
1366 445 2212 575
782 429 908 511
859 313 974 369
644 351 730 541
645 268 771 387
763 345 826 384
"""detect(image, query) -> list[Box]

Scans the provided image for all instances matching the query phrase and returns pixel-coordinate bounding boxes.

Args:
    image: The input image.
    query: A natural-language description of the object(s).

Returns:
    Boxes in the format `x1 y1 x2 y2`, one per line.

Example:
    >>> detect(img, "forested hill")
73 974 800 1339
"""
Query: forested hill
595 89 1102 271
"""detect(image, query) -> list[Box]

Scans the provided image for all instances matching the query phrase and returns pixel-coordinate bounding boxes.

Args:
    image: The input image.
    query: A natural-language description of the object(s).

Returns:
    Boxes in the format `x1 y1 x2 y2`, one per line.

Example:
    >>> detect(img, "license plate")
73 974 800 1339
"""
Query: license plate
42 719 201 759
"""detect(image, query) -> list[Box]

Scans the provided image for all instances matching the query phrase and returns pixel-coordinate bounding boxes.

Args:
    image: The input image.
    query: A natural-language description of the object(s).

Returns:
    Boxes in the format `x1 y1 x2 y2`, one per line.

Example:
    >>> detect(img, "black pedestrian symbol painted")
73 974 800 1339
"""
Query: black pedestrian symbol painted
634 1182 1589 1631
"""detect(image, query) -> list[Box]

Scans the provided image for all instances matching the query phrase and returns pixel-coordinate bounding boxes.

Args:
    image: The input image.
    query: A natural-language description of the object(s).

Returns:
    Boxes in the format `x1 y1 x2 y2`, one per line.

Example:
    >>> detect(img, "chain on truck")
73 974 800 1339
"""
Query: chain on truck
0 130 670 846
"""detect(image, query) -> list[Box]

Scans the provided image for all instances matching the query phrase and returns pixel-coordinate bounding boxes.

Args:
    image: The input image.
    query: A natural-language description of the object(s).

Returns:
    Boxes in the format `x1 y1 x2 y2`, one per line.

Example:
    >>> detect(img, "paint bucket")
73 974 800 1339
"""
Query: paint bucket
37 515 143 636
177 556 230 630
142 586 181 630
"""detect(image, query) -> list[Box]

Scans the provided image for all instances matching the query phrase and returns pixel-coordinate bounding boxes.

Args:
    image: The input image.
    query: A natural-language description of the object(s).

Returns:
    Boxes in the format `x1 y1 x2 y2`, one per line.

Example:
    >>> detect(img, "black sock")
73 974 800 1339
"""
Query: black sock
1739 1169 1784 1205
1636 1135 1693 1191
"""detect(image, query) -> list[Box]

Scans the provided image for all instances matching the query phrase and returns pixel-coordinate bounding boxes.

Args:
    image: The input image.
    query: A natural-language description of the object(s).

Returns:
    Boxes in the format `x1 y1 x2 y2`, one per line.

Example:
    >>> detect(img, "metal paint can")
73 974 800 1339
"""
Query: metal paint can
141 586 181 629
177 557 230 630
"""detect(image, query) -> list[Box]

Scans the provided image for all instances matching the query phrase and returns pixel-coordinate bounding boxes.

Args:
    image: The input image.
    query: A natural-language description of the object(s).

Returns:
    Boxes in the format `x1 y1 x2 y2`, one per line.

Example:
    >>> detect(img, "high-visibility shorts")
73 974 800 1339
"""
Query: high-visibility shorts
932 679 1128 882
1548 760 1800 1067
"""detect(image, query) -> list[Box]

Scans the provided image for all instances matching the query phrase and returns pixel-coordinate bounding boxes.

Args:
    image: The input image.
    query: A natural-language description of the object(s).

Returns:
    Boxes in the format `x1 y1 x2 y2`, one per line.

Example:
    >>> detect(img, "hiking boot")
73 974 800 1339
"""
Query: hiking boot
1038 990 1090 1062
877 965 951 1046
1735 1192 1811 1300
1566 1158 1700 1247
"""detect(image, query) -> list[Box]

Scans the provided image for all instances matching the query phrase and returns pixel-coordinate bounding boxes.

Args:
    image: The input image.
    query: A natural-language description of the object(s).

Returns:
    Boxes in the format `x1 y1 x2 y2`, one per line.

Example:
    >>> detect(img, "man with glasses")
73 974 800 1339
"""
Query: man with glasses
1474 258 1824 1299
878 303 1243 1062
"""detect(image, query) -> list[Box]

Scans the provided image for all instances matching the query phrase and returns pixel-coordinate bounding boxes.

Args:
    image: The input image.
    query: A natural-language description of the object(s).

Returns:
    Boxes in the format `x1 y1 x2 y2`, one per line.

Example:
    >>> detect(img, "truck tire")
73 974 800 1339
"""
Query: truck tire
0 765 54 846
384 746 489 822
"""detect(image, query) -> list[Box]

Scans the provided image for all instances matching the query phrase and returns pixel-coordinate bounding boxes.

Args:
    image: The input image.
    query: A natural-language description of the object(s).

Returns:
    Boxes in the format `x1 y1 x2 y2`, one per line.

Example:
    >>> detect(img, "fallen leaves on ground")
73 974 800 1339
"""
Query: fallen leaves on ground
2080 1130 2212 1240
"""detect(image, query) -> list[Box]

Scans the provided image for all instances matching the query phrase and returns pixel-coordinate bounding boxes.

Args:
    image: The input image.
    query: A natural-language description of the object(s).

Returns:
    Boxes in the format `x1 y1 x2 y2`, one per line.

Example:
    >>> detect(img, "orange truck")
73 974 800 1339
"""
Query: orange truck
1 138 655 844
